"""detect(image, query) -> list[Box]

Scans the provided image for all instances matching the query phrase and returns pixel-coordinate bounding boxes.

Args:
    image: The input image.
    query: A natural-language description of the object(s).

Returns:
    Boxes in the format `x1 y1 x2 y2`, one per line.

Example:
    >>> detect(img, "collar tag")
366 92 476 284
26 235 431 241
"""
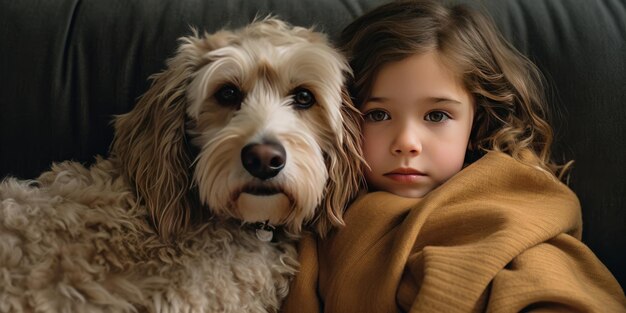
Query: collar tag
254 220 276 242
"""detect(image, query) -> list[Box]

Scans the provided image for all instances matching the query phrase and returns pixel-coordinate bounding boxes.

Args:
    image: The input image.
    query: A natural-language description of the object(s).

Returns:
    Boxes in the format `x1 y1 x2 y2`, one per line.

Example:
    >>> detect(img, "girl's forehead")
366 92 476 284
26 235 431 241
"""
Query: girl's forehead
370 52 466 98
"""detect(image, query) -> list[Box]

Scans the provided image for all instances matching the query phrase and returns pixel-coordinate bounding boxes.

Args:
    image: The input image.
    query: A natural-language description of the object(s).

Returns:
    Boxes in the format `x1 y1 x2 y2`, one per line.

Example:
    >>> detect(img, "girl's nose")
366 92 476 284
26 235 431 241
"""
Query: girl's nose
391 123 422 156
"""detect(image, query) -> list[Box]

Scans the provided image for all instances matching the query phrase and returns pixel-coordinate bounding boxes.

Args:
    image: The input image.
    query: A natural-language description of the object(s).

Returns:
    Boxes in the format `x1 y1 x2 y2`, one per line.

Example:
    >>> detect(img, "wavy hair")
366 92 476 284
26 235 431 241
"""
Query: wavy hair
339 0 570 179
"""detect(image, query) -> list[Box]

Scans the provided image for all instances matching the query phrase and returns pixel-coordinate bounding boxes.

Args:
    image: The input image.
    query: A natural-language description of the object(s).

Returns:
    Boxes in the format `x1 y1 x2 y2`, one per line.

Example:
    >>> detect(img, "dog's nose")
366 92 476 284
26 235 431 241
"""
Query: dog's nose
241 141 286 180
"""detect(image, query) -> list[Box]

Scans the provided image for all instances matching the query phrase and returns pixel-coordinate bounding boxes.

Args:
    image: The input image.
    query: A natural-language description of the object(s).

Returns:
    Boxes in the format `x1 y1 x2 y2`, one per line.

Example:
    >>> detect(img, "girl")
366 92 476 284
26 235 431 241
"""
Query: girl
282 1 626 312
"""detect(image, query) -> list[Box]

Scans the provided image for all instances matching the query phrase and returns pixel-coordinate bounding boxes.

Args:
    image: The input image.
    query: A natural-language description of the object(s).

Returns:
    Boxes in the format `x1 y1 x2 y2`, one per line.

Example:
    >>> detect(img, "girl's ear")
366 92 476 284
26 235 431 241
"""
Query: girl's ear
314 87 365 237
111 31 233 240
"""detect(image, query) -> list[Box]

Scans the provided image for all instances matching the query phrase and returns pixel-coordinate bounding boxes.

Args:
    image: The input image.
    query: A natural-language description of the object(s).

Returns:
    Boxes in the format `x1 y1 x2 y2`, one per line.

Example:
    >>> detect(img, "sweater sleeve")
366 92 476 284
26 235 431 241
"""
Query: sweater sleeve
281 232 321 313
486 234 626 313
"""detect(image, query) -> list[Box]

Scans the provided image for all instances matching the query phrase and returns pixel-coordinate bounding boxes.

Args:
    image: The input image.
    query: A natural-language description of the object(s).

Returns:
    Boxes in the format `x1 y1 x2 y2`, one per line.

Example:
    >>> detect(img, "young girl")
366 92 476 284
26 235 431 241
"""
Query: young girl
282 1 626 312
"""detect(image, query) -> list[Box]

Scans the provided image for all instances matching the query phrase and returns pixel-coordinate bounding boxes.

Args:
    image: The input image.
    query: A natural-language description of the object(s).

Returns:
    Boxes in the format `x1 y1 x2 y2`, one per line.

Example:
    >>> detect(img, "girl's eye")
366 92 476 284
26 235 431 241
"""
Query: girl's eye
425 111 450 123
364 110 390 122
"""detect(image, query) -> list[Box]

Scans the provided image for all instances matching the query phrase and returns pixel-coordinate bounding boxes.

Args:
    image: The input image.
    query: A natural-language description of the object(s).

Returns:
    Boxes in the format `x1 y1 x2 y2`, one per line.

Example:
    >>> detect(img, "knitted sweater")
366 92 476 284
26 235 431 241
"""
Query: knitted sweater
282 152 626 312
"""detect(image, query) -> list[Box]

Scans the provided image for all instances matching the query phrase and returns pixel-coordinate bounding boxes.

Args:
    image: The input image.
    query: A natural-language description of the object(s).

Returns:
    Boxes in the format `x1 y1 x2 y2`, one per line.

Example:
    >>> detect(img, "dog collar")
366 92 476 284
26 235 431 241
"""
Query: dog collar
253 220 276 242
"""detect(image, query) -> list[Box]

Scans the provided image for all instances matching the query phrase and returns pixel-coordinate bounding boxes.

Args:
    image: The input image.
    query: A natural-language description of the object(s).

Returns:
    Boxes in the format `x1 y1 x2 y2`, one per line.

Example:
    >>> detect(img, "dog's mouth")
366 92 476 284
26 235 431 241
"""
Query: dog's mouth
241 184 283 196
231 183 294 226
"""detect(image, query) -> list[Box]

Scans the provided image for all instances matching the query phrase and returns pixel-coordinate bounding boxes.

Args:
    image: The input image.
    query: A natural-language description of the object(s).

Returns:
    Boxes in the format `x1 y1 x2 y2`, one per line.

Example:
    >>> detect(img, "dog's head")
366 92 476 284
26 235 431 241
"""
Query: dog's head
111 18 363 240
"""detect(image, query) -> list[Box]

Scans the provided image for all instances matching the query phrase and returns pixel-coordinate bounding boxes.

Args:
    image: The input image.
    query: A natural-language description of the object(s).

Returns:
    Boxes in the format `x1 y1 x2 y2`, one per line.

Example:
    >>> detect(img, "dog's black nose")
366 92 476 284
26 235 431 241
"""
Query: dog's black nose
241 141 286 180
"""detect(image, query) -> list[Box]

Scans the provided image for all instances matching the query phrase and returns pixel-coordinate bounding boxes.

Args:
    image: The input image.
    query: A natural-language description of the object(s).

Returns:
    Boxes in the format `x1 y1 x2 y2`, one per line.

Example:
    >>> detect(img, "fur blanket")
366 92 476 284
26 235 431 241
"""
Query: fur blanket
282 151 626 313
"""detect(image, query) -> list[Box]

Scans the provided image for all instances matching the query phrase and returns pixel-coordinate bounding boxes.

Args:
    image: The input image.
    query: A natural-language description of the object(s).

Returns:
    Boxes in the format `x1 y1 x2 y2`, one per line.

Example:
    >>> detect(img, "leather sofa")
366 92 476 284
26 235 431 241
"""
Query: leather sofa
1 0 624 288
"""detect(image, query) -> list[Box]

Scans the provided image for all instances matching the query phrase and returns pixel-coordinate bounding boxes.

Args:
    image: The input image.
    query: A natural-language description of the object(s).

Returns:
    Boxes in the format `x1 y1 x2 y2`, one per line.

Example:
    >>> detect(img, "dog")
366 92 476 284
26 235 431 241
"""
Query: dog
0 18 362 313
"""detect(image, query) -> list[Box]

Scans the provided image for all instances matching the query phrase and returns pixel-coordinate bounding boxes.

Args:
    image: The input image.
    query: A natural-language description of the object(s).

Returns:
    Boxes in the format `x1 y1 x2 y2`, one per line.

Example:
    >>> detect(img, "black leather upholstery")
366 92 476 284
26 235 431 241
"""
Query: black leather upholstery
1 0 624 287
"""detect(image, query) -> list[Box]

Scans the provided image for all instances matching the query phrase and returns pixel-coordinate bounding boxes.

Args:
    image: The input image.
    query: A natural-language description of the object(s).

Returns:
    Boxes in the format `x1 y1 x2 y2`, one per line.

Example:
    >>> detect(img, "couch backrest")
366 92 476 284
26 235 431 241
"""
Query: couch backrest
479 0 626 288
1 0 624 287
457 0 626 286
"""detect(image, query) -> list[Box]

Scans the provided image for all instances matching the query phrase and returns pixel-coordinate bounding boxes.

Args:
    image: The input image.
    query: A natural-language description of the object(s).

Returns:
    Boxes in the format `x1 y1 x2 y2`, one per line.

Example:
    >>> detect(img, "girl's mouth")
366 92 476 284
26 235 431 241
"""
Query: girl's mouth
384 168 427 183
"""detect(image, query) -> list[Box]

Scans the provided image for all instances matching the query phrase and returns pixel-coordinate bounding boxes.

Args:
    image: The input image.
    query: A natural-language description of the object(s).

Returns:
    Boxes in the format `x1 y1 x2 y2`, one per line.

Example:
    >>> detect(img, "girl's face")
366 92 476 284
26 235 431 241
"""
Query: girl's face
361 52 474 198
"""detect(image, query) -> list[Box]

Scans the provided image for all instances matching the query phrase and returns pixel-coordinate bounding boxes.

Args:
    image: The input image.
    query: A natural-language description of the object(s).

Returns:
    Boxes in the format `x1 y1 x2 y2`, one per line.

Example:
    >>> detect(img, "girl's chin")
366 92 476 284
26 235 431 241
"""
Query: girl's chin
369 185 434 198
366 176 437 198
388 187 431 198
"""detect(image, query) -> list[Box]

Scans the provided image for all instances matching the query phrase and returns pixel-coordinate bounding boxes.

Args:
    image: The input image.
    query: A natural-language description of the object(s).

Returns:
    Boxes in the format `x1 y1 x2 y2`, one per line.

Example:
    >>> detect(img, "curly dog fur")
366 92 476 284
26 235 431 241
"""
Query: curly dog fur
0 18 362 313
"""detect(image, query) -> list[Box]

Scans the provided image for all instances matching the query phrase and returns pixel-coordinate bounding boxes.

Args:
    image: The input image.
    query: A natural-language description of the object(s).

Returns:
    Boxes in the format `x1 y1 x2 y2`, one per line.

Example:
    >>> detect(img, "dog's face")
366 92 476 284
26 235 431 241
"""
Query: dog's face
112 19 363 239
186 20 353 232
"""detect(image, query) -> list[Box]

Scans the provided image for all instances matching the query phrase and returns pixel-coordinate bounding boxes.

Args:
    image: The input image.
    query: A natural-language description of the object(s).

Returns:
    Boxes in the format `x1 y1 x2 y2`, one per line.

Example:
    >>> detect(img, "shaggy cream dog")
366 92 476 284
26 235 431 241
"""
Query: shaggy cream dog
0 18 362 313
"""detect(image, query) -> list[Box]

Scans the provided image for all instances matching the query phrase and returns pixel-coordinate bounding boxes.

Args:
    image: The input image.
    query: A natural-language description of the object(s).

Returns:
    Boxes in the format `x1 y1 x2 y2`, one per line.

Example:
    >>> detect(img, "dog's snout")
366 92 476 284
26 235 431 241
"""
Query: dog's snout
241 142 286 180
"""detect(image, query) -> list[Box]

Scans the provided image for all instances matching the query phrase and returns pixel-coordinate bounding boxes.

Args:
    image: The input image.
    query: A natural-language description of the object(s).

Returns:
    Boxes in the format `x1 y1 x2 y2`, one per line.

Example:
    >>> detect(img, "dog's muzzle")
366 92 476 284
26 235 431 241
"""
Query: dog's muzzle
235 140 292 234
241 141 286 180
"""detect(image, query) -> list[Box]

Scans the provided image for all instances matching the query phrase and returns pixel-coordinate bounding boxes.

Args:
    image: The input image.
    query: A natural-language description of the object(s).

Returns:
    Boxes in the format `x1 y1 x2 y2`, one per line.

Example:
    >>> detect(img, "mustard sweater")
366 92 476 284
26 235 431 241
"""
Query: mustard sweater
282 152 626 312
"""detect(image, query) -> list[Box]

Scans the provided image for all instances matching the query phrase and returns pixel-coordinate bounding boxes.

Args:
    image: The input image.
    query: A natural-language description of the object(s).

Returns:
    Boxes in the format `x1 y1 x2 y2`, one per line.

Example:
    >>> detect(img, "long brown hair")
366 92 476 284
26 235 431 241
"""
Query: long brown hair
339 0 570 178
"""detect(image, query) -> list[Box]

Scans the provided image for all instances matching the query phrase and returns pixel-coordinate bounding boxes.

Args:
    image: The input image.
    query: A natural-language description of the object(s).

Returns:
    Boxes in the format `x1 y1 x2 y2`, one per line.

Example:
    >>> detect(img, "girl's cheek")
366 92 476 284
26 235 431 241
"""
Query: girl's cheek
362 126 387 160
432 137 468 178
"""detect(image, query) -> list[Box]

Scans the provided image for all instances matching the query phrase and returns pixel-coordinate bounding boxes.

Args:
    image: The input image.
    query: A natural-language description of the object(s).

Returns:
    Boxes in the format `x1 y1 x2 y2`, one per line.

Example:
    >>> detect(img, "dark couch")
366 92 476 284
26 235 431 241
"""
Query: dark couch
1 0 624 288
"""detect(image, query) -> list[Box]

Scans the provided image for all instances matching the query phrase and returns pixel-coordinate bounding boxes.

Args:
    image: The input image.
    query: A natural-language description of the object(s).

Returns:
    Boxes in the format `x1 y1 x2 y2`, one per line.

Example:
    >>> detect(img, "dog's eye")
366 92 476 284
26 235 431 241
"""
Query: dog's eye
292 88 316 109
215 84 243 108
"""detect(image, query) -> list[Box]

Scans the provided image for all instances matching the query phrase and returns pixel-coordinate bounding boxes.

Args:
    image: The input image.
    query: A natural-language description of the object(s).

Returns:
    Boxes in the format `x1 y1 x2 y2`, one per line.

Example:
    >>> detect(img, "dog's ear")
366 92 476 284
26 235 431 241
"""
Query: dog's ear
111 32 232 240
316 88 364 237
